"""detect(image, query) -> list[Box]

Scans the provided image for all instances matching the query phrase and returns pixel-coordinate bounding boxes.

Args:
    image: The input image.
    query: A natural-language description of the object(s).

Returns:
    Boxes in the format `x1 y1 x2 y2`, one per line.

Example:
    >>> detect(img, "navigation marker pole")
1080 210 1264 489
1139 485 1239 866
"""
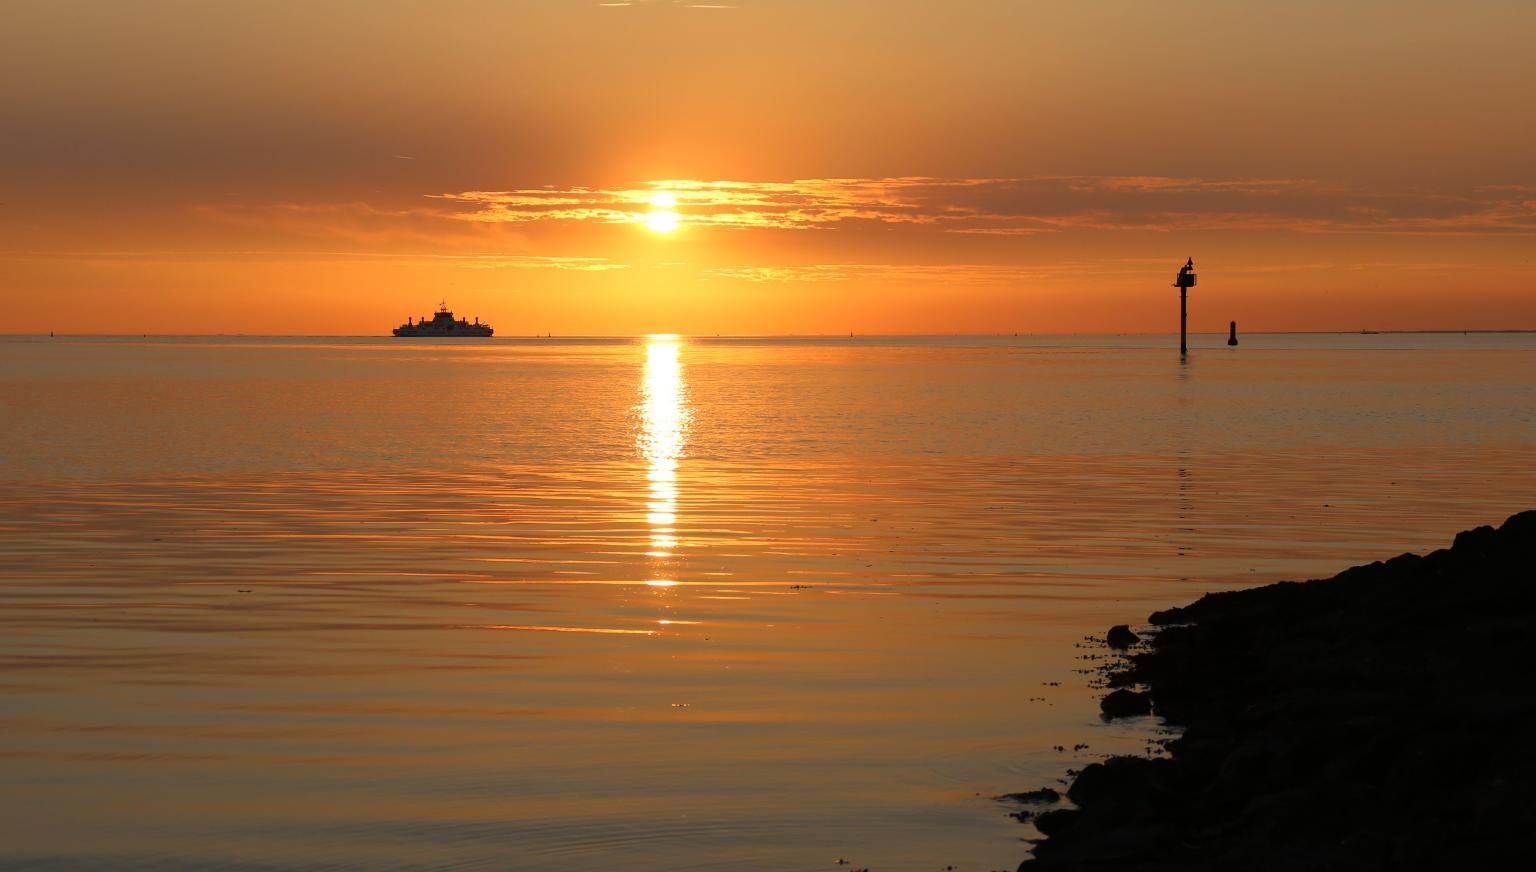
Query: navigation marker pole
1174 257 1197 357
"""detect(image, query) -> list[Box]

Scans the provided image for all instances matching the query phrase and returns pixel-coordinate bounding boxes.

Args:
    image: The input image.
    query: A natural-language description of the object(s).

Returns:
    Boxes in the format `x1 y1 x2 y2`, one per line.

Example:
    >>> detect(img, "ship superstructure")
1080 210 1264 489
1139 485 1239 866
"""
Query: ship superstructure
393 301 493 337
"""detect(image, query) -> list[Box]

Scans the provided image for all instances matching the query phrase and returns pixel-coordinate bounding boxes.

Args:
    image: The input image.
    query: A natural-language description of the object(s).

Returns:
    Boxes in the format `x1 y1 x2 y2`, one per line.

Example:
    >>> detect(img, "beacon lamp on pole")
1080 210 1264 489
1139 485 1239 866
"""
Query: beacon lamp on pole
1174 257 1197 356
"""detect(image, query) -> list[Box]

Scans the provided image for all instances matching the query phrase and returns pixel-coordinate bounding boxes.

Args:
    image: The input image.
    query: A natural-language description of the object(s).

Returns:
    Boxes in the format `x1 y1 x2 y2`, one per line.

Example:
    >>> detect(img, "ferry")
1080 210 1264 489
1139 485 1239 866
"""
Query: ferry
393 301 493 337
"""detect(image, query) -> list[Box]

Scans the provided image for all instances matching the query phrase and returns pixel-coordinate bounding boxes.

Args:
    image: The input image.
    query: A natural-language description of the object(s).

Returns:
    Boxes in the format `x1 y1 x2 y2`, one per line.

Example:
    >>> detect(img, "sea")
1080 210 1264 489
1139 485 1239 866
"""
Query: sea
2 333 1533 871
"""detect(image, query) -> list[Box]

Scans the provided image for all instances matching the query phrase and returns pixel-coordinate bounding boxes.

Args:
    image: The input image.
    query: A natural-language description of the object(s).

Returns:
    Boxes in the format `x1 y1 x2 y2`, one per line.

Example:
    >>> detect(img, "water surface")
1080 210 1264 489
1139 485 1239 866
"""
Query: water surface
2 333 1533 870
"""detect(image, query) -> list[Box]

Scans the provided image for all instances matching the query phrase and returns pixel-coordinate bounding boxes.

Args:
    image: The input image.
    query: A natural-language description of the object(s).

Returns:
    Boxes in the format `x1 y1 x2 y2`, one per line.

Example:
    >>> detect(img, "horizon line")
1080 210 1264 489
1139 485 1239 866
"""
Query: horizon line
6 329 1536 339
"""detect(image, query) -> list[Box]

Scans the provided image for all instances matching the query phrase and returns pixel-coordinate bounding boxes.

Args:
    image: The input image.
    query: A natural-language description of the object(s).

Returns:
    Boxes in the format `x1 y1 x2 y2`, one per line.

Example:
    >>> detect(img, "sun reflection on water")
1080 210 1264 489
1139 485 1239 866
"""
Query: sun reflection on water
637 336 689 572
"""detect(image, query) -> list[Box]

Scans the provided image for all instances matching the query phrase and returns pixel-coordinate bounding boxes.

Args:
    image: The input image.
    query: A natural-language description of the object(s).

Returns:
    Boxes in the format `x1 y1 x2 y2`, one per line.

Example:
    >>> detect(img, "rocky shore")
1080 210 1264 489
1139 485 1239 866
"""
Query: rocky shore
1015 510 1536 870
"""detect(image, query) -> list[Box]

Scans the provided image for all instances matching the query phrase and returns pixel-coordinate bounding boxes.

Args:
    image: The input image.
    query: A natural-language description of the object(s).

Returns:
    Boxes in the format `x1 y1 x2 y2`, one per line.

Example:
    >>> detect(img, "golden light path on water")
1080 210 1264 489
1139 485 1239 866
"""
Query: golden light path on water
638 335 688 588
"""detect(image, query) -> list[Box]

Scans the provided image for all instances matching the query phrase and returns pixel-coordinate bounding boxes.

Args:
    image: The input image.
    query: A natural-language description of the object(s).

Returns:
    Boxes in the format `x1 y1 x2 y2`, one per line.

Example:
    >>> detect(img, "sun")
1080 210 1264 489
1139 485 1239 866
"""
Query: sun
644 191 680 233
645 210 680 233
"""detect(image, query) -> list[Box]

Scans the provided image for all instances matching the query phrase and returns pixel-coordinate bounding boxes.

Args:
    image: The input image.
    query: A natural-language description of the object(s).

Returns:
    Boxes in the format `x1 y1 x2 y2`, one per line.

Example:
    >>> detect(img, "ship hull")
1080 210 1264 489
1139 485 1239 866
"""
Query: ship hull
392 326 494 337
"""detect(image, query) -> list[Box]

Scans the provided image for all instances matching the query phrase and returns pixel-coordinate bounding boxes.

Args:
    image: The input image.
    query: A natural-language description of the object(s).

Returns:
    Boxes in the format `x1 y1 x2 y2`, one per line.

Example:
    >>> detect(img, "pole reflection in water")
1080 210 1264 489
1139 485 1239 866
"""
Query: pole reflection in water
637 336 689 582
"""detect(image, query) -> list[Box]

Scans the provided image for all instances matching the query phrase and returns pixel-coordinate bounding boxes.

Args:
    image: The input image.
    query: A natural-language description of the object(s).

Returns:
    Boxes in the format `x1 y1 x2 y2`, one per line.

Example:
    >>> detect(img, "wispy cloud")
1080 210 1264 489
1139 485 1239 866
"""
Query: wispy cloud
6 248 627 271
702 256 1508 286
191 201 465 248
184 177 1536 255
448 254 626 271
598 0 739 7
434 176 1536 237
704 263 1056 284
437 178 1008 231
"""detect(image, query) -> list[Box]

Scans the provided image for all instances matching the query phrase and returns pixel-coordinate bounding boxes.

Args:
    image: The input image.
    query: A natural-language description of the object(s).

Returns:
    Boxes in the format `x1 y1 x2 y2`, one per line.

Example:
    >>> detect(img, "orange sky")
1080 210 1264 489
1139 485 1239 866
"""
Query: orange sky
3 0 1534 334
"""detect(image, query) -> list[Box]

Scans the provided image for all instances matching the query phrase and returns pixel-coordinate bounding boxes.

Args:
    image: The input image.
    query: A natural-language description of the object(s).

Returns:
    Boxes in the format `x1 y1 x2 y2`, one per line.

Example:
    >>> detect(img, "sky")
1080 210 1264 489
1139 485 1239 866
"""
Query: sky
2 0 1534 335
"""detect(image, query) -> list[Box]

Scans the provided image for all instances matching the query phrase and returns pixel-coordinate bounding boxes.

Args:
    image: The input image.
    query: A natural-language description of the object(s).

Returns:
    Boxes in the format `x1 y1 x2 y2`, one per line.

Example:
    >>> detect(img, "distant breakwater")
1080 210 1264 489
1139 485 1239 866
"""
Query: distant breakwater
1010 510 1536 870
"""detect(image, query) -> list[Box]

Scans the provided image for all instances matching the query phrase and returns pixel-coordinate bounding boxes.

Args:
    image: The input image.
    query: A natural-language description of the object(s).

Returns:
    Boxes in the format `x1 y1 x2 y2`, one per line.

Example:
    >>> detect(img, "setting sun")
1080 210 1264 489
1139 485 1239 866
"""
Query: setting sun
644 210 680 233
644 191 680 233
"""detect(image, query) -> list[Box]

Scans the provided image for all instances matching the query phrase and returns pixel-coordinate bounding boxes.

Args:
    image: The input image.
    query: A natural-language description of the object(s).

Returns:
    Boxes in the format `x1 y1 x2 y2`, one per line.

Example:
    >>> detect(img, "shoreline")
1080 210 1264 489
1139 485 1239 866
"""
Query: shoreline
1013 510 1536 870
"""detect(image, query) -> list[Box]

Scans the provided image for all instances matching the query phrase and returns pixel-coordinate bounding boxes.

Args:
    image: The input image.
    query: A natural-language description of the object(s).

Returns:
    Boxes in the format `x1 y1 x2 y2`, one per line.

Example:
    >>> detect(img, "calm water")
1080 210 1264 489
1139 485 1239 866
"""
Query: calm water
2 333 1533 870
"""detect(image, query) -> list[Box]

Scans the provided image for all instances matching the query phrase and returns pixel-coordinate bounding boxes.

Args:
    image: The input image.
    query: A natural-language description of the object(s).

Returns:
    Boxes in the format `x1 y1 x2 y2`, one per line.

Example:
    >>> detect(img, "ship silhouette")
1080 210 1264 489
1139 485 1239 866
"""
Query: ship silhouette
393 301 493 337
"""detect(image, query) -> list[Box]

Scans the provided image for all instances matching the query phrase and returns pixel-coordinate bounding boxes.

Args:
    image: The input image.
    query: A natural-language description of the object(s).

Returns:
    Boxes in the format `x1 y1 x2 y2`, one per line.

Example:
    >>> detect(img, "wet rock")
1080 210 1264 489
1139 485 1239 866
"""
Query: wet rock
1106 624 1140 649
1030 808 1080 837
1099 688 1152 719
1015 510 1536 870
1066 757 1163 807
999 788 1060 804
1452 524 1497 554
1207 740 1276 809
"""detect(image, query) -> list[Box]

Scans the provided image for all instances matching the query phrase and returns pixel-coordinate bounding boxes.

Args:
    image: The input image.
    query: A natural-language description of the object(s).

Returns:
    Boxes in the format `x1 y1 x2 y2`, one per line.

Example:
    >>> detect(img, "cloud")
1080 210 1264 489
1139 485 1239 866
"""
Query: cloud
445 254 627 271
598 0 739 7
191 201 471 248
7 249 627 271
177 177 1536 265
436 178 1008 231
705 263 1056 284
434 176 1536 237
700 256 1510 287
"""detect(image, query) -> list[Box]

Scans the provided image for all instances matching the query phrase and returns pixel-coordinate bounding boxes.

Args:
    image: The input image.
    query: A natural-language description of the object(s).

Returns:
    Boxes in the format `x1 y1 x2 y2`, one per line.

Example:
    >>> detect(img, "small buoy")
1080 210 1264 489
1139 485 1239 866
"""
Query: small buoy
1228 320 1239 346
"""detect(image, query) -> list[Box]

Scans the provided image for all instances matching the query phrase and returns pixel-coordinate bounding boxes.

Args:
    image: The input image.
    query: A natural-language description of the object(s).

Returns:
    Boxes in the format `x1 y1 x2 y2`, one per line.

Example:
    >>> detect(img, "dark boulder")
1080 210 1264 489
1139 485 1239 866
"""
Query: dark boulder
1106 624 1141 649
1100 688 1152 719
999 787 1060 804
1031 808 1080 837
